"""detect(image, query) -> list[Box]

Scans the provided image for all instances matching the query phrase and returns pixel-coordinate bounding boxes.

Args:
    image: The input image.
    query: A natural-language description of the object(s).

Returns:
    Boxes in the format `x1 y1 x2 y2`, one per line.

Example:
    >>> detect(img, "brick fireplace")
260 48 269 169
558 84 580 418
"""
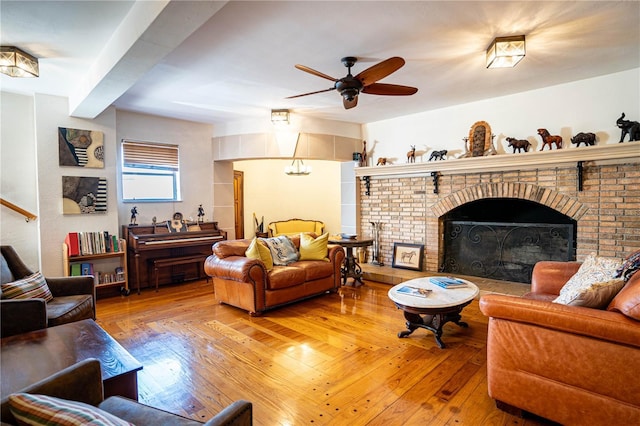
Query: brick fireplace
354 144 639 279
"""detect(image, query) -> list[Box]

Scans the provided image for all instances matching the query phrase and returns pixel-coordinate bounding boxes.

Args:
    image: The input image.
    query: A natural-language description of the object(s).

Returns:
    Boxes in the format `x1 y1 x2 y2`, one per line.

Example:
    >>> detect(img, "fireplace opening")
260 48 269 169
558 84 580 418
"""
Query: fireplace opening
441 198 576 283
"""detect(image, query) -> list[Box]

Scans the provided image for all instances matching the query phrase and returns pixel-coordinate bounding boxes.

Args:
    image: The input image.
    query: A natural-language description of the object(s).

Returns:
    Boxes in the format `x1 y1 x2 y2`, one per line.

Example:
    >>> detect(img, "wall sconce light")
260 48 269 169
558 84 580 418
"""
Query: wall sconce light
0 46 39 77
486 35 525 69
271 109 290 124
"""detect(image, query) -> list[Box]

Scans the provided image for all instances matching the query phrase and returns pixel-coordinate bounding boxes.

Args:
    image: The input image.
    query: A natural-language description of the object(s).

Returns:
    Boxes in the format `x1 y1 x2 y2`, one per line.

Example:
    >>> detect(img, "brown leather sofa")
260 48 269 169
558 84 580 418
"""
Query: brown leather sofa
204 235 345 315
480 260 640 425
1 245 95 337
0 358 252 426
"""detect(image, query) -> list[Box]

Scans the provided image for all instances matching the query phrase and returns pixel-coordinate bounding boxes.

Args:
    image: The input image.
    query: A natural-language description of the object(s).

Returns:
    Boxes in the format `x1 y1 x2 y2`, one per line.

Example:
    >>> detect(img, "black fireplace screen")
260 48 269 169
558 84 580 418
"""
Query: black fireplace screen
441 221 574 283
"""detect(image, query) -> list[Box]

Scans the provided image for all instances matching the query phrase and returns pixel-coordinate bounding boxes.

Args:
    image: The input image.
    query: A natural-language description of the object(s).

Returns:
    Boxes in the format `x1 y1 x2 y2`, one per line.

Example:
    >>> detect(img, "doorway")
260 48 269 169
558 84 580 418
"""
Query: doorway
234 170 244 239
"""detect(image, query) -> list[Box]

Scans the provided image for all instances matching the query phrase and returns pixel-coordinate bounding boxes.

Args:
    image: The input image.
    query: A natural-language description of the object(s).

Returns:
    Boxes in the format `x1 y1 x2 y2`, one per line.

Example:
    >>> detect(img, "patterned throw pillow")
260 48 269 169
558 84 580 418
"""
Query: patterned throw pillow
1 272 53 302
553 278 626 308
8 393 133 426
615 249 640 282
299 232 329 261
260 236 299 266
245 238 273 271
553 253 623 308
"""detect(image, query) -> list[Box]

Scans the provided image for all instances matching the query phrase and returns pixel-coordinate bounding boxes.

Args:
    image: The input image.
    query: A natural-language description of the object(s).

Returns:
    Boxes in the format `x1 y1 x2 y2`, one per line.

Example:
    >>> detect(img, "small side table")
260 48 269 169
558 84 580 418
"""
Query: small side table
329 237 373 286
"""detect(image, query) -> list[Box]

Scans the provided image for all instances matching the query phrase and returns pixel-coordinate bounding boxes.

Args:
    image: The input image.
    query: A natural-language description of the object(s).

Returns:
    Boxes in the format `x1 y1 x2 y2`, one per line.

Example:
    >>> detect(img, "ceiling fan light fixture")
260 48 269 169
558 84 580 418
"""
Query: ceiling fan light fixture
486 35 525 69
0 46 39 77
341 88 359 102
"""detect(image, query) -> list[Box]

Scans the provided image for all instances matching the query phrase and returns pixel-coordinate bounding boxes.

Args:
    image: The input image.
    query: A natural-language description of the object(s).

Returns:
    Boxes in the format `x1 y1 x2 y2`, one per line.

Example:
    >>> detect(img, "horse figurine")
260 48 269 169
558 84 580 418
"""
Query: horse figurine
537 129 562 151
428 149 447 161
407 145 416 163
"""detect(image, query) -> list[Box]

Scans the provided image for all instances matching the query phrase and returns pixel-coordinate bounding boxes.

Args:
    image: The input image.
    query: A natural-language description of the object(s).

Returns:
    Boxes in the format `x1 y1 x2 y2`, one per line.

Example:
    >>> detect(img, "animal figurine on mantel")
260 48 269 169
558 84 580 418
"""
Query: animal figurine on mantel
537 128 563 151
571 132 596 147
506 137 531 153
377 157 388 166
616 113 640 142
359 140 368 167
428 149 447 161
407 145 416 163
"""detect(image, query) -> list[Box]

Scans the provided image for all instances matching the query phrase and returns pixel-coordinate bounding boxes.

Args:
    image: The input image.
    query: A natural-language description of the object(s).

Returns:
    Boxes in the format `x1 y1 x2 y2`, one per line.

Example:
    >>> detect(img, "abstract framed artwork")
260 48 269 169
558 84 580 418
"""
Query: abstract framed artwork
62 176 107 214
58 127 104 168
392 242 424 271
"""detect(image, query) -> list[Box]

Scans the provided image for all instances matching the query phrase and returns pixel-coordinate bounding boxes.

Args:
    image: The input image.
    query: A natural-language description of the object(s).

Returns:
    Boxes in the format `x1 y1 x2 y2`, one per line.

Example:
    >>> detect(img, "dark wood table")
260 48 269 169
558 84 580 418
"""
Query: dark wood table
329 237 373 286
1 319 142 400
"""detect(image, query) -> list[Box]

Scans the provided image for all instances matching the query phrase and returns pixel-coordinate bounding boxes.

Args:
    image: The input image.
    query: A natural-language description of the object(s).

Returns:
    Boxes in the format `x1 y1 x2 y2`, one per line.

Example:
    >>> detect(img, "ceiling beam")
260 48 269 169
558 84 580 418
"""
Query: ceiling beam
69 0 227 119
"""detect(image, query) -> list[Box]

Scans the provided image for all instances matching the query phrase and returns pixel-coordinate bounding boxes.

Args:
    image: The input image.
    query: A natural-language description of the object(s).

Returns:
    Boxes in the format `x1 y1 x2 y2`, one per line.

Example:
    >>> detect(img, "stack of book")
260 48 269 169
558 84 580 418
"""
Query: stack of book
429 276 467 289
65 232 121 256
70 262 94 277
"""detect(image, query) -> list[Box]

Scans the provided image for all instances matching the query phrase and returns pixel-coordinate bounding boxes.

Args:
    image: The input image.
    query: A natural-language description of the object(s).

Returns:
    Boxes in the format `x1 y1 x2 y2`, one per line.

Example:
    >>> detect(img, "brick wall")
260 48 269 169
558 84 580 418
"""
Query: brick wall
359 162 640 272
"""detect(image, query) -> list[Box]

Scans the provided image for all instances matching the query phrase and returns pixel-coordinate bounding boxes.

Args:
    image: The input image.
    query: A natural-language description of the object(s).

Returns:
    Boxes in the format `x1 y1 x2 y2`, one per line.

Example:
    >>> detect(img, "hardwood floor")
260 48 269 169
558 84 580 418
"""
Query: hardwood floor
96 280 552 425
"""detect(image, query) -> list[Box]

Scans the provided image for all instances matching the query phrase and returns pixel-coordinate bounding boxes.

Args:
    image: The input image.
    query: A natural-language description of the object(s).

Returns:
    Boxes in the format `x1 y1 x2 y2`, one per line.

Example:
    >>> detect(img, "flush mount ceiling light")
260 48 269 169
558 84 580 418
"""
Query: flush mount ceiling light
0 46 39 77
271 109 290 124
486 35 525 69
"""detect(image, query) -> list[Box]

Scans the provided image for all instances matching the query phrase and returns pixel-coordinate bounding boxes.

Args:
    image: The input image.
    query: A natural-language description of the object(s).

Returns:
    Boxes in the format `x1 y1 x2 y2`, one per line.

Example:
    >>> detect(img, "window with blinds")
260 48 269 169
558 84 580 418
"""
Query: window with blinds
121 141 181 202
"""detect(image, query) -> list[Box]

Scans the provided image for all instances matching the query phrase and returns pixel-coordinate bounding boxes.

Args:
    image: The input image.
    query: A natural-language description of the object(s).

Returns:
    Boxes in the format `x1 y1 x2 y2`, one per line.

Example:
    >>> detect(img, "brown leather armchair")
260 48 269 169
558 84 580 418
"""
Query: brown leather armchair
0 359 253 426
1 245 96 337
480 260 640 425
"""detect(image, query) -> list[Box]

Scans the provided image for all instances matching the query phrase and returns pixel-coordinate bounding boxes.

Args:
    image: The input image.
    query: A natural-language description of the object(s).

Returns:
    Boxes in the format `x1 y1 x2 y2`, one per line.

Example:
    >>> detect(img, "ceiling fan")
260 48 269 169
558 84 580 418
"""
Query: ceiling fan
286 56 418 109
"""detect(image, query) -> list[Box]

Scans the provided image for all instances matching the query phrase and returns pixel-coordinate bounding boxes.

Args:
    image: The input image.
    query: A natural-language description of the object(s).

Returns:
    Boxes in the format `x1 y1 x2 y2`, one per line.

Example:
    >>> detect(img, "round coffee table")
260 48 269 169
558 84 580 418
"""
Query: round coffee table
388 276 479 348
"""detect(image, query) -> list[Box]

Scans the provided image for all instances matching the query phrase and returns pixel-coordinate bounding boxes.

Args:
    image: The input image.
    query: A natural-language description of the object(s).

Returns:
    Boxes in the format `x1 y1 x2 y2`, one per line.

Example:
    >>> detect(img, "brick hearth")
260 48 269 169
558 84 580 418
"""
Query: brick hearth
354 146 639 275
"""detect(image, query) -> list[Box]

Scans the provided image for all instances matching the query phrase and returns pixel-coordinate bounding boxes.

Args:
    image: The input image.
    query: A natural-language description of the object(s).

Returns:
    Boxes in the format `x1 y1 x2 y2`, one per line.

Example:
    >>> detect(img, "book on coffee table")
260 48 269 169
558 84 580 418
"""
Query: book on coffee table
397 285 433 298
429 277 467 289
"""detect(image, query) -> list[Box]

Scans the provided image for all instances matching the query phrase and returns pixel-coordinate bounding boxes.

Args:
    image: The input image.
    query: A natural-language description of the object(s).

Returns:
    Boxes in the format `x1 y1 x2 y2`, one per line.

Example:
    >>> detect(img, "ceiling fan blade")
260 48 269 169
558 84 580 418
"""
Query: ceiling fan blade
362 83 418 96
286 87 336 99
294 64 338 82
355 57 406 87
343 95 358 110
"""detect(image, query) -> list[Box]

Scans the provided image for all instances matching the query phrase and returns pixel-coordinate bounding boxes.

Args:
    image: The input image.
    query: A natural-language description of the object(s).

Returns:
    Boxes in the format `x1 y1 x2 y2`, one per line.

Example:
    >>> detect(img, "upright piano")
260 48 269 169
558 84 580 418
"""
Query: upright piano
123 221 226 293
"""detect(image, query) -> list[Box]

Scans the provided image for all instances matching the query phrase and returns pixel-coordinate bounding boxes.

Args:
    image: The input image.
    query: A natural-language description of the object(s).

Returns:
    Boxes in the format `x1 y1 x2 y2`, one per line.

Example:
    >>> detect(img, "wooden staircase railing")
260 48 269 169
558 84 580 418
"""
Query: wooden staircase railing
1 198 37 222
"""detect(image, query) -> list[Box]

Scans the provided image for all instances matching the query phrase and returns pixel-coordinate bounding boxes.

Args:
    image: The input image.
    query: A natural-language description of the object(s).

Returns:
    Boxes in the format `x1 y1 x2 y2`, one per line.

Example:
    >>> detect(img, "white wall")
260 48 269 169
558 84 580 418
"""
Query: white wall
363 69 640 160
1 92 39 269
115 111 214 226
233 159 342 237
34 94 118 276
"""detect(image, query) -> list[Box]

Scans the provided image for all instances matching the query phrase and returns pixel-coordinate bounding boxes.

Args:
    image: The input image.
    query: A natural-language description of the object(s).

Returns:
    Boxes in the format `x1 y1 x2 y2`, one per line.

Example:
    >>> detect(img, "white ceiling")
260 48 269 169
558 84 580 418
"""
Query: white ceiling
2 1 639 126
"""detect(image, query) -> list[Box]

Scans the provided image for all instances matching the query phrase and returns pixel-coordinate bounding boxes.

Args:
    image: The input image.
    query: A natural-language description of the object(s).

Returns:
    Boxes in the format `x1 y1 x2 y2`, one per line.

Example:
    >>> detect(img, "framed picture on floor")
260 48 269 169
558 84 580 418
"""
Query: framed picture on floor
392 243 424 271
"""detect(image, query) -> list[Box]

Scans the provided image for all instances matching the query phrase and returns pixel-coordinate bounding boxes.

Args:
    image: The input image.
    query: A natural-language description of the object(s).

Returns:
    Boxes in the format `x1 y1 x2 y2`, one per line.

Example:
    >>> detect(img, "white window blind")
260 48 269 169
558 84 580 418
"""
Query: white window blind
122 141 179 170
121 140 181 202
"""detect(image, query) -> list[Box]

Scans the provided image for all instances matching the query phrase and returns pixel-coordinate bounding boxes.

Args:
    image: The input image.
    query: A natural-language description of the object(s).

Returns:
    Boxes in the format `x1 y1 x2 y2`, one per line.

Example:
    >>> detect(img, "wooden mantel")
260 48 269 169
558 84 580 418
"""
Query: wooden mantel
354 143 640 178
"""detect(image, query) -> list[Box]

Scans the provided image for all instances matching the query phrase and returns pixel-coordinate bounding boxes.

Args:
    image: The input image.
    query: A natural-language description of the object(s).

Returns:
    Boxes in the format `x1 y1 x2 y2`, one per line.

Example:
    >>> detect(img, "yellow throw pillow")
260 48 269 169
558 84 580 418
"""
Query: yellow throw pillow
245 238 273 271
299 232 329 261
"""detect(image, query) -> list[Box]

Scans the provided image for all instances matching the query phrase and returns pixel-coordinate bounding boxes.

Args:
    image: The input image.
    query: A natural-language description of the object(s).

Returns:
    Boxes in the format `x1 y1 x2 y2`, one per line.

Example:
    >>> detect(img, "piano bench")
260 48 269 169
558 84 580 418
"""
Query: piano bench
150 255 209 292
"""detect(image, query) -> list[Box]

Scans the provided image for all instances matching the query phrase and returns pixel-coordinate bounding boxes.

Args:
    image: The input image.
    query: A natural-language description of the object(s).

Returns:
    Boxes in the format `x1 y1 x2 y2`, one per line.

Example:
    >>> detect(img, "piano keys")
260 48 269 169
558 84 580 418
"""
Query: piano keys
123 221 226 293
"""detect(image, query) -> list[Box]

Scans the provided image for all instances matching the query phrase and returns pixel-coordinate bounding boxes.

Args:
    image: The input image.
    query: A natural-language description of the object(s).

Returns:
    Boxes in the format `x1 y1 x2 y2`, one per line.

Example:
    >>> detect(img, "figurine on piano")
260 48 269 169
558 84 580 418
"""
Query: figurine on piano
197 204 205 223
168 212 188 233
130 206 138 225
